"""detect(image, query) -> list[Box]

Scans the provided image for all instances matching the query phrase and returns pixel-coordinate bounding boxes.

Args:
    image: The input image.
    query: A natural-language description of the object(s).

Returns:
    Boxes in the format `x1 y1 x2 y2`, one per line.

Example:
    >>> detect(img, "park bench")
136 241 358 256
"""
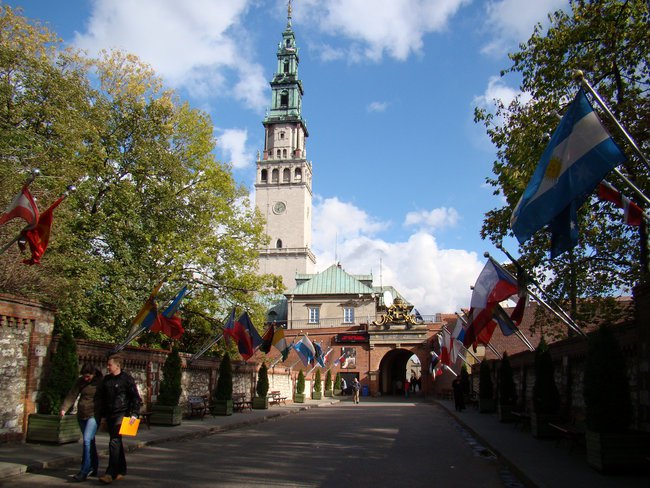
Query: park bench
548 420 585 451
139 411 152 429
187 395 209 419
233 393 252 413
269 391 287 406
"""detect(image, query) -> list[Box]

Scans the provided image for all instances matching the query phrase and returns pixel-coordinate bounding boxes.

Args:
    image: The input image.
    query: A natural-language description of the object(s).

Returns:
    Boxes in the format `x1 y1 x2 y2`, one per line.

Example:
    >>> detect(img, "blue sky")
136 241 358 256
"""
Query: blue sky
8 0 568 315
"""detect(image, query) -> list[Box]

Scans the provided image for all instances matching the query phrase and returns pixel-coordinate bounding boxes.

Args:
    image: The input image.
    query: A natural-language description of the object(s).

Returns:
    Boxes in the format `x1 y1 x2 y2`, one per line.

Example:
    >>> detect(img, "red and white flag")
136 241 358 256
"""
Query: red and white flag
20 195 65 265
598 181 643 226
0 184 39 228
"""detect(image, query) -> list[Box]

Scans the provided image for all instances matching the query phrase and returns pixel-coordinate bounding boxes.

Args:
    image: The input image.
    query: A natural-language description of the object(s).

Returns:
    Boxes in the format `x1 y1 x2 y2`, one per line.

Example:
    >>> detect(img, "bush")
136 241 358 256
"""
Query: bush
40 328 79 415
314 369 322 393
498 352 517 406
532 337 560 414
158 349 182 406
584 325 632 432
296 370 305 394
256 363 269 398
334 372 342 390
460 364 470 395
214 352 233 401
325 370 332 391
479 360 493 400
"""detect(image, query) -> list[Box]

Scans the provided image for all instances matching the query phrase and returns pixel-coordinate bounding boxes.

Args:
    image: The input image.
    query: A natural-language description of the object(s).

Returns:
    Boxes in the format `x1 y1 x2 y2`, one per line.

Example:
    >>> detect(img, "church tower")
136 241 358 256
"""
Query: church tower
255 3 316 291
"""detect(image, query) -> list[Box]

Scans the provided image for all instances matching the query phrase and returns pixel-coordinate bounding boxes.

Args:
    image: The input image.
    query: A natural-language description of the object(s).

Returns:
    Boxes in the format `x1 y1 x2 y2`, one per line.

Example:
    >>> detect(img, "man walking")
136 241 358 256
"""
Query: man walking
98 354 142 484
352 377 361 404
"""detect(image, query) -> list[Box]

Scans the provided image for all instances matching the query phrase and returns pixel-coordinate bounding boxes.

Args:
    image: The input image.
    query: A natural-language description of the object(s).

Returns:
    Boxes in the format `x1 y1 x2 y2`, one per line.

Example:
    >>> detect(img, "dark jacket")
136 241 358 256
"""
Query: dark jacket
99 371 142 418
61 375 103 420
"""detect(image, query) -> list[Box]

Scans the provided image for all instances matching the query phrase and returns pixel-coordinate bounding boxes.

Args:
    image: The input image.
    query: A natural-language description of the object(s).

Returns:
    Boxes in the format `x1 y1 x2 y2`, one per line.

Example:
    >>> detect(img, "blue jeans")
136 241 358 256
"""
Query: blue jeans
78 417 99 476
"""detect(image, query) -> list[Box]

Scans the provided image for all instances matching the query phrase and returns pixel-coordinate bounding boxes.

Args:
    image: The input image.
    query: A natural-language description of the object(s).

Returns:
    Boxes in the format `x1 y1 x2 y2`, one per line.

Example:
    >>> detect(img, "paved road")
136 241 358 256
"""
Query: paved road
4 401 521 487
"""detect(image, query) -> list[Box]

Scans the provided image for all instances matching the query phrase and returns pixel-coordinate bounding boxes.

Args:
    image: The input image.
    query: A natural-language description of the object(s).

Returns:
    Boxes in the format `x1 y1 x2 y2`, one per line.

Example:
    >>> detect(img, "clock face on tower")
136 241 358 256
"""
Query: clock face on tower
273 201 286 214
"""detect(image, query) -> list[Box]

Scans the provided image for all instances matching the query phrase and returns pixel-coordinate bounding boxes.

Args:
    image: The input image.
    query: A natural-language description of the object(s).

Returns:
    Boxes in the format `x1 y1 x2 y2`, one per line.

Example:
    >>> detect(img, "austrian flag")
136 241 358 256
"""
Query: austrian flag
598 181 644 226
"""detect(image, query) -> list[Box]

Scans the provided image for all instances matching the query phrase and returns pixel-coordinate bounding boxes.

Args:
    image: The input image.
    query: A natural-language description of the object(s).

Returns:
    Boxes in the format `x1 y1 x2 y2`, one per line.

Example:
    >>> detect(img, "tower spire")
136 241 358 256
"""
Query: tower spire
287 0 292 26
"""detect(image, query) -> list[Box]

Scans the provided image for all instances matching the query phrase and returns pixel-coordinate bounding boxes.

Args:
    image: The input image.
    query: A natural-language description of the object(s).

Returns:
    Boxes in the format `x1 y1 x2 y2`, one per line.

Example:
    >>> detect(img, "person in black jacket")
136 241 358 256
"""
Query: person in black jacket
98 354 142 484
60 363 103 482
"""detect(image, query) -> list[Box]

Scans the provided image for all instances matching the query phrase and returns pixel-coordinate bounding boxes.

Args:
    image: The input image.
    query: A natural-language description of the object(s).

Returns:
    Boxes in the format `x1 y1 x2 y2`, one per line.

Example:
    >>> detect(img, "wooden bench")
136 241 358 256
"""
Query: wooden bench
233 394 252 413
187 395 209 419
548 422 585 451
139 411 152 430
269 391 287 406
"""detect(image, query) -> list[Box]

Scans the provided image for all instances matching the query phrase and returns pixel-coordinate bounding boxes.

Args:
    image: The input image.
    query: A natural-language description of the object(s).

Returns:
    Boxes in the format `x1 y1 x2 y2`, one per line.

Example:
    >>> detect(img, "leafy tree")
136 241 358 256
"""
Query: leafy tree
296 370 305 394
256 363 269 398
532 338 560 414
334 372 342 390
213 353 233 401
325 369 332 391
0 7 281 348
157 349 182 406
460 364 470 396
479 361 493 400
313 369 322 393
498 352 517 406
40 327 79 414
474 0 649 332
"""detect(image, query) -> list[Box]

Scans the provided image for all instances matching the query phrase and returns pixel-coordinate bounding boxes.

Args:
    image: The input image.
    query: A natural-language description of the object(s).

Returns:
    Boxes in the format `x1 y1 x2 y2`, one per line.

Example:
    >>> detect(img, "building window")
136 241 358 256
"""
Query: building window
282 149 287 159
260 169 267 182
283 61 289 73
276 239 282 249
343 307 354 324
280 131 285 139
276 149 281 159
294 167 302 181
308 307 320 324
280 90 288 107
271 168 279 182
283 168 290 182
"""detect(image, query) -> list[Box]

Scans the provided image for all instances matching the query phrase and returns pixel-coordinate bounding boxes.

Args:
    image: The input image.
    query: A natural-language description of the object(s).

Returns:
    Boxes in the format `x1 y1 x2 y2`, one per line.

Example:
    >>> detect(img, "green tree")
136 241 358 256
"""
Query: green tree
313 369 322 393
474 0 649 332
40 327 79 414
532 338 560 414
334 372 342 390
325 369 332 391
296 370 305 394
498 352 517 406
256 363 269 398
0 7 281 347
479 360 493 400
214 353 233 401
157 349 182 406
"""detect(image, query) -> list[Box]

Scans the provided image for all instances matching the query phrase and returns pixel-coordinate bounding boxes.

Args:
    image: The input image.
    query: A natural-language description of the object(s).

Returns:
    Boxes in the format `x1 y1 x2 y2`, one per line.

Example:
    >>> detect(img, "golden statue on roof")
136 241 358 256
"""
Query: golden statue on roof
373 297 417 326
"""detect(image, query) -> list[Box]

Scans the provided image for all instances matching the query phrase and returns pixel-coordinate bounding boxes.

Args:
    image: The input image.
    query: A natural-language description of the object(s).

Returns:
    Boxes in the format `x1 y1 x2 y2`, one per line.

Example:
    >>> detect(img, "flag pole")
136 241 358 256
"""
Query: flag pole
0 169 43 256
443 364 458 377
574 70 650 172
485 342 502 359
492 247 586 337
189 334 224 363
270 333 298 368
453 313 482 363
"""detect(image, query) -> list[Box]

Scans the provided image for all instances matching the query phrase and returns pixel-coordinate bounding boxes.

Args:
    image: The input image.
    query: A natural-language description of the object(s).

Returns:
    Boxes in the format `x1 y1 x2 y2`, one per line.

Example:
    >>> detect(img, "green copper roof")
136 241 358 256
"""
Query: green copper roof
290 264 375 295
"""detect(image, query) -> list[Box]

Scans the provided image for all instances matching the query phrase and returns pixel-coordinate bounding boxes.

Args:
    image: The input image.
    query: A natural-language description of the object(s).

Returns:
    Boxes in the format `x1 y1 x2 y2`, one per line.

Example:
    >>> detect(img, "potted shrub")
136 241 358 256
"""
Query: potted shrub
531 337 561 438
253 363 269 409
151 349 182 426
497 352 517 422
27 327 80 444
312 369 322 400
460 364 471 404
478 361 495 413
584 325 648 471
295 370 305 403
334 372 342 396
211 353 233 415
324 370 333 397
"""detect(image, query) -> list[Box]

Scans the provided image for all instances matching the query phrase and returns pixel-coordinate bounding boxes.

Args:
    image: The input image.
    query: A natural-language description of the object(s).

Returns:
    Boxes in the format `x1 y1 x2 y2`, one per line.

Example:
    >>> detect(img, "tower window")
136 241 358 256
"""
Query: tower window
286 39 291 47
283 61 289 73
294 168 302 181
276 149 281 159
261 169 268 182
280 132 285 140
276 239 283 249
280 91 288 107
282 149 287 159
271 168 279 182
283 168 290 182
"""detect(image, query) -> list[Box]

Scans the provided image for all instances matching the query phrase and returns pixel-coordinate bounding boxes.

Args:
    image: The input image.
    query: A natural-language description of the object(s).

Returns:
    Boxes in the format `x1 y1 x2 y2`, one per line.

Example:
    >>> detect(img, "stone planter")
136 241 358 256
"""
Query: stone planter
294 393 305 403
334 389 342 396
312 391 322 400
211 400 233 416
26 414 80 444
586 430 650 472
497 403 515 423
324 390 333 397
478 398 496 413
150 404 182 426
252 397 269 410
530 412 562 439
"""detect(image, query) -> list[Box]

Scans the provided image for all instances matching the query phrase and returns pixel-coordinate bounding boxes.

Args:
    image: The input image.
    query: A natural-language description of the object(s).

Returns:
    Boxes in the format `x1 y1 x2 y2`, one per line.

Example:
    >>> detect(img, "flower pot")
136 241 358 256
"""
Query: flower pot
334 389 342 396
478 398 496 413
294 393 305 403
252 397 269 410
324 390 333 397
586 430 650 472
150 404 182 426
530 412 562 438
211 400 233 416
26 414 80 444
312 391 322 400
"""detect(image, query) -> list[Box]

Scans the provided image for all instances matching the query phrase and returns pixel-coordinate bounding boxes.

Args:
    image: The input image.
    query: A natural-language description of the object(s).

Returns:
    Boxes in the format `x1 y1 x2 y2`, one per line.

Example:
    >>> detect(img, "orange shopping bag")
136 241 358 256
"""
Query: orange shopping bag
118 417 140 437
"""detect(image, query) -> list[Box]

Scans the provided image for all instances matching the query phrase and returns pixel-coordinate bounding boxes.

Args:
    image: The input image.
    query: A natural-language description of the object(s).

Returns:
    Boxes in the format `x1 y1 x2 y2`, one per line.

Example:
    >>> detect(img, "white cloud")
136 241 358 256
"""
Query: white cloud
216 128 253 169
297 0 470 62
474 76 533 128
312 197 483 314
481 0 568 56
72 0 268 110
367 101 388 113
404 207 459 230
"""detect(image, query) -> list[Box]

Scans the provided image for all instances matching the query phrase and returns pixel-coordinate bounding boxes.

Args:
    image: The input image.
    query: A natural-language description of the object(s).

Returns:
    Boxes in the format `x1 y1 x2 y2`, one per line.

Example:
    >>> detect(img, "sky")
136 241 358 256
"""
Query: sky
7 0 569 316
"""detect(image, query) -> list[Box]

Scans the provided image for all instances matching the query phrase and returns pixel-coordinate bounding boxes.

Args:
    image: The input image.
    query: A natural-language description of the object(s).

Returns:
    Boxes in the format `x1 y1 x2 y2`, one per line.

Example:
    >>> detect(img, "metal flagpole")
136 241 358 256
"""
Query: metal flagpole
456 308 502 358
453 313 482 363
188 334 223 363
443 364 458 377
270 333 298 368
574 70 650 173
493 246 587 337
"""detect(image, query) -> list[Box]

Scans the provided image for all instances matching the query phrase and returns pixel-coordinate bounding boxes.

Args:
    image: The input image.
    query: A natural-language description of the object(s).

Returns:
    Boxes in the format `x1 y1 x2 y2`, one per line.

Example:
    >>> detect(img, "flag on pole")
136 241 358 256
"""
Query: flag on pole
333 351 347 366
440 331 451 366
450 318 466 363
230 312 263 361
0 184 39 228
313 342 325 367
271 327 291 360
150 286 187 340
294 335 315 367
598 180 643 226
259 326 274 354
20 194 65 265
222 308 237 344
510 88 626 252
132 281 164 330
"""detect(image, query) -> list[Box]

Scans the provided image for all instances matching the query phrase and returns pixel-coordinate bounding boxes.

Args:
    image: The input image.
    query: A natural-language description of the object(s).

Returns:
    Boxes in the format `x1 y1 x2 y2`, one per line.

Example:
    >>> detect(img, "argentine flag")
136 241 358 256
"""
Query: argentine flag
510 88 626 246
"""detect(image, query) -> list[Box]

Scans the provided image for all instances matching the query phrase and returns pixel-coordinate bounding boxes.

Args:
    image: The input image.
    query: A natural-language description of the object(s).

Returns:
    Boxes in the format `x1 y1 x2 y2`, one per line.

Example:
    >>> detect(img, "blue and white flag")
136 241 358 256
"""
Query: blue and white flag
313 342 325 367
294 335 315 367
510 88 626 247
